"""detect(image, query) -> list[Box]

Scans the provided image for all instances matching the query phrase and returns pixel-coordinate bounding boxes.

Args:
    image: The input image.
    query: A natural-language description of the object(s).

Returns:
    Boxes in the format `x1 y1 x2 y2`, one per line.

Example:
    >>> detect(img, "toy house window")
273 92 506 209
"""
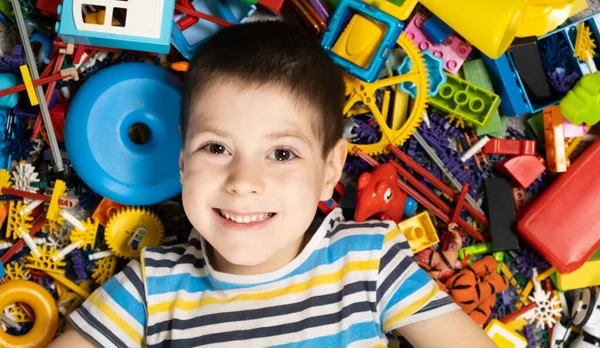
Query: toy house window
112 8 127 27
81 5 106 25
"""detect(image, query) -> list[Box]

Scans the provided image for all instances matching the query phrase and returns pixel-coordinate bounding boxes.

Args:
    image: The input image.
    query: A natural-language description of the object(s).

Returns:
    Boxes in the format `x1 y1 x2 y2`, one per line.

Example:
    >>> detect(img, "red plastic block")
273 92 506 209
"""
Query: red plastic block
497 155 545 189
259 0 285 13
483 138 536 156
36 0 61 16
517 140 600 273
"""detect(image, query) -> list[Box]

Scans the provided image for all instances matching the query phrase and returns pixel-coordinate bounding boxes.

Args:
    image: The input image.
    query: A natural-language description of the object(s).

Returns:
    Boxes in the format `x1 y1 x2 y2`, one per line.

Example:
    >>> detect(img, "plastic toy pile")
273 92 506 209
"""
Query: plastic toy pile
0 0 598 347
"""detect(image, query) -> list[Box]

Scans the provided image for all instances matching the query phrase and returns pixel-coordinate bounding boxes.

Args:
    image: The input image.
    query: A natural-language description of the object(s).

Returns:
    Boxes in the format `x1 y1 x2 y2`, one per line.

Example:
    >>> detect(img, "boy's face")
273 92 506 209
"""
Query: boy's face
180 80 347 274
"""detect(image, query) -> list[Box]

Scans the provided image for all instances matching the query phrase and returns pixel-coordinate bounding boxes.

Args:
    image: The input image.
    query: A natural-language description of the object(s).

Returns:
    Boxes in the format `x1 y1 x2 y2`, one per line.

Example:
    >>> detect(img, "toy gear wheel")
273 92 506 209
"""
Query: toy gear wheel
11 162 40 193
345 33 429 156
91 256 117 285
4 262 31 280
6 200 34 240
105 207 164 259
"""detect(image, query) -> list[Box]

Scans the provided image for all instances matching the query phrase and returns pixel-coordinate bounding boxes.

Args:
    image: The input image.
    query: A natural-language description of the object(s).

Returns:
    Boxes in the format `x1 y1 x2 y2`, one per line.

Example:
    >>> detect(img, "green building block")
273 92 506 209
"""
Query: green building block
560 71 600 126
462 59 505 136
429 72 501 128
527 112 545 140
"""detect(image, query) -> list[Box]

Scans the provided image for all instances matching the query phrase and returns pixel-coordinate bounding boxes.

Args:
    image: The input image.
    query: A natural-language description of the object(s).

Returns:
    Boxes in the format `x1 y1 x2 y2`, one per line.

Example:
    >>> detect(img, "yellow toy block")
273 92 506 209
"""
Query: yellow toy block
556 257 600 291
331 14 385 69
505 317 528 333
19 65 38 106
484 319 528 348
397 212 439 253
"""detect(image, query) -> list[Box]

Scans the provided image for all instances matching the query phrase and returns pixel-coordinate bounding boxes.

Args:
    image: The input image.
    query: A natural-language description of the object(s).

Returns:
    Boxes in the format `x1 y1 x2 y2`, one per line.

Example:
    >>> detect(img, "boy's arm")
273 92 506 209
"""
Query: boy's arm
395 310 496 347
48 327 98 348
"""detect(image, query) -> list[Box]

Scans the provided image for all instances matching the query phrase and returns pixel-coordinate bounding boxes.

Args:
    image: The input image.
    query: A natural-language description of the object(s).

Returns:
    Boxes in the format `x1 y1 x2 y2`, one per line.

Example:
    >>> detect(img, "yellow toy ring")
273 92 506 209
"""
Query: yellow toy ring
0 280 59 348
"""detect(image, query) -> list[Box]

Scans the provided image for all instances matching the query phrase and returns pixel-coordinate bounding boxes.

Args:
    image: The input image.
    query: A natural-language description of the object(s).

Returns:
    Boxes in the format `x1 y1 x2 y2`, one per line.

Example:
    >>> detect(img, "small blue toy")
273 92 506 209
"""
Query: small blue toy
56 0 176 53
397 50 446 98
482 53 530 117
64 63 182 205
320 0 404 83
171 0 256 60
422 15 454 45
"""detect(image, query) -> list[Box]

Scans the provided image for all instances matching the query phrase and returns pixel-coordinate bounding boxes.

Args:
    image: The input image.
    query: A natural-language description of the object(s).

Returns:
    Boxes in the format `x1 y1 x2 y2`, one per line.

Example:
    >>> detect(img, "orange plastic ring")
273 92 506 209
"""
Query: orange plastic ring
0 280 59 348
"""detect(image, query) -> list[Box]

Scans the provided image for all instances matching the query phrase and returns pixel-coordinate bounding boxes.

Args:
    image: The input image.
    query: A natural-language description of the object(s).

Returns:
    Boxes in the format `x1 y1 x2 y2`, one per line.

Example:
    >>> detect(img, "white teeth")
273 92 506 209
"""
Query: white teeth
220 210 273 224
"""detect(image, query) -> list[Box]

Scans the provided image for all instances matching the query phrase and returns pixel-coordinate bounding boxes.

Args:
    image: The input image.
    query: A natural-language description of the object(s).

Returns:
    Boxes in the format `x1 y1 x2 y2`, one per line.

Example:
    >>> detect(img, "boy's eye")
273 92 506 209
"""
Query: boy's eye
269 148 296 161
202 143 230 155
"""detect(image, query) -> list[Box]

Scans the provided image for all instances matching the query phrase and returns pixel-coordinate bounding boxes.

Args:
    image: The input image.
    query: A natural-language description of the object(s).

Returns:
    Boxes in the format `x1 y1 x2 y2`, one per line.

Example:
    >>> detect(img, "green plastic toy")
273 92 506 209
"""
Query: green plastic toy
462 59 506 136
560 71 600 126
429 72 501 128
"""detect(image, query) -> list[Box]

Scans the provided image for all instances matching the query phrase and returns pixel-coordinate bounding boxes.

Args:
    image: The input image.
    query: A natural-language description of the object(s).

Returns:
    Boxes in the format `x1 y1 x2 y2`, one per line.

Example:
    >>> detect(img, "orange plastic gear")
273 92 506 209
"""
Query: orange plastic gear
345 33 429 156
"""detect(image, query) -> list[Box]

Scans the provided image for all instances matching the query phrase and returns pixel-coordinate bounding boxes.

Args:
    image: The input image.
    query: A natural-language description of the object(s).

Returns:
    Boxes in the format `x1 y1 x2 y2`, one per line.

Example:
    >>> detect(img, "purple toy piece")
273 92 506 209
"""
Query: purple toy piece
70 248 88 281
0 45 24 74
306 0 329 20
547 70 579 94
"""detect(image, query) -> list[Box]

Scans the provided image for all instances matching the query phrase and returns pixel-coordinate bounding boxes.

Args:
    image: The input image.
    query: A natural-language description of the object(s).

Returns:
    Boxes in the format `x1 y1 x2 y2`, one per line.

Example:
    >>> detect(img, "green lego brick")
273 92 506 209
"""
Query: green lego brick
429 72 501 128
462 59 505 136
488 117 508 138
527 112 545 140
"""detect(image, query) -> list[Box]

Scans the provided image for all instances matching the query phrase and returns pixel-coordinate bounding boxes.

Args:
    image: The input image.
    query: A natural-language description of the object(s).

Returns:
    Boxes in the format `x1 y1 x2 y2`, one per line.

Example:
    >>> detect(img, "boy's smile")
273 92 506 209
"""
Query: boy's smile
179 79 346 275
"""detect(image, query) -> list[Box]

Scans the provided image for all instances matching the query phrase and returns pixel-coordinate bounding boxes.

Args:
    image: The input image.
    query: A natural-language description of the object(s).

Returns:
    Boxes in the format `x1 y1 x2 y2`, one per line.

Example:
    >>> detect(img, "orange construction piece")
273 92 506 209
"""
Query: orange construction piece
543 106 569 173
92 198 126 226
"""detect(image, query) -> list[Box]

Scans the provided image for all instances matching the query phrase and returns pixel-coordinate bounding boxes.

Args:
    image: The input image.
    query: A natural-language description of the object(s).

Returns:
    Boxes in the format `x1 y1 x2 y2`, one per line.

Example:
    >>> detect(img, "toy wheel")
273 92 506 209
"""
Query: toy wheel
345 33 429 156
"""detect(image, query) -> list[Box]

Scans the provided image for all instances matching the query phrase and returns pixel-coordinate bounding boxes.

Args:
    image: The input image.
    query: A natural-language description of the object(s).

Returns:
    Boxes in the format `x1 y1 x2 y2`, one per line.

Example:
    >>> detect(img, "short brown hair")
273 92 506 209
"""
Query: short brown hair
180 20 345 157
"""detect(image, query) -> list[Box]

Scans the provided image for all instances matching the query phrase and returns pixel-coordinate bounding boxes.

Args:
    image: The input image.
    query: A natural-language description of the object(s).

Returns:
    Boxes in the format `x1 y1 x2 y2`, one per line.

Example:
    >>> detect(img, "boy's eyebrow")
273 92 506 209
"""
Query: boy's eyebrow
266 131 311 144
188 126 232 140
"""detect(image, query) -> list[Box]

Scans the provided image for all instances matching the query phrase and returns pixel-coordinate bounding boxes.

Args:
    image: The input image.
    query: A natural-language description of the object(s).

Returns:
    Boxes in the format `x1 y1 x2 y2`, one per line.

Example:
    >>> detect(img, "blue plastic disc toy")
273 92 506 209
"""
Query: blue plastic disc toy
65 63 182 206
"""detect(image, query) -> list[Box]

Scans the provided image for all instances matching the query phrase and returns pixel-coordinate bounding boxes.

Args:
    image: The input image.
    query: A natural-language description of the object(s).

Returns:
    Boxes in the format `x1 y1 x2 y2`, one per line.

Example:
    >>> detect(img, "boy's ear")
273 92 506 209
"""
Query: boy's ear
179 151 184 184
320 138 348 201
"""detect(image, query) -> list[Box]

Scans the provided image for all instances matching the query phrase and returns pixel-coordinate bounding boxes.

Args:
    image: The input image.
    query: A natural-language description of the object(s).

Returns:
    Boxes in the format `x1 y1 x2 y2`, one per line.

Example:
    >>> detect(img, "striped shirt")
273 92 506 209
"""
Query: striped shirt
69 208 458 347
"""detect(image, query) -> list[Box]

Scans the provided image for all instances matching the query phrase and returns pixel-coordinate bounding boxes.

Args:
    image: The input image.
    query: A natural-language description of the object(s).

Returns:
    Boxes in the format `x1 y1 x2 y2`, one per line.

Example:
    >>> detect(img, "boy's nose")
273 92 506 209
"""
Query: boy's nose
225 161 265 196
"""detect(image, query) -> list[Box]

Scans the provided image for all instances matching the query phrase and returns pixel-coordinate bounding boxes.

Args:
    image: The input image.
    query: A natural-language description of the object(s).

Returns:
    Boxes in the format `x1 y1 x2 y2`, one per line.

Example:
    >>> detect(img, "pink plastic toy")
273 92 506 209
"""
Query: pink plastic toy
562 116 587 138
404 12 472 74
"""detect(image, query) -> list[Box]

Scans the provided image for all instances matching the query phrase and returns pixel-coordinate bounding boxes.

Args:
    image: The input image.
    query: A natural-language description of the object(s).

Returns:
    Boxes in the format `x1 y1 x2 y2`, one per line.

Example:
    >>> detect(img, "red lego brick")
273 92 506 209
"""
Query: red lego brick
497 155 546 189
259 0 285 13
483 138 536 156
517 140 600 273
36 0 61 16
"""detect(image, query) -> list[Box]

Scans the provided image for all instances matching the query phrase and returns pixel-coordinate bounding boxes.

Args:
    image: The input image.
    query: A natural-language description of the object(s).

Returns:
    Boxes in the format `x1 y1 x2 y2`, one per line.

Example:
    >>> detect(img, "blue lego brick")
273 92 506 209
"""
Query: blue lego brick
56 0 176 54
171 0 256 60
422 15 454 45
482 53 530 117
320 0 404 83
0 109 12 170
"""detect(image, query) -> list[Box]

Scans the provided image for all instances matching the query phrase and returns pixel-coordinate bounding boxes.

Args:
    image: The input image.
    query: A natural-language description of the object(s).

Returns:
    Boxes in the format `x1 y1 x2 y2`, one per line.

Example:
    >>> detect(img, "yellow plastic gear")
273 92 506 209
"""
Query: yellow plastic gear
91 256 117 285
70 218 99 249
0 169 11 189
345 32 429 156
25 246 67 275
46 179 67 222
105 207 164 259
4 262 31 280
5 304 32 323
6 201 34 240
43 215 65 235
574 23 596 61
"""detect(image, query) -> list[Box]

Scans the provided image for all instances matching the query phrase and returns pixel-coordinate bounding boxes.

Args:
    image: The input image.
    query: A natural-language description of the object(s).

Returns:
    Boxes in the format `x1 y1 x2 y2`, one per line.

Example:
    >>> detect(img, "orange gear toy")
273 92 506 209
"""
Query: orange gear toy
442 255 509 326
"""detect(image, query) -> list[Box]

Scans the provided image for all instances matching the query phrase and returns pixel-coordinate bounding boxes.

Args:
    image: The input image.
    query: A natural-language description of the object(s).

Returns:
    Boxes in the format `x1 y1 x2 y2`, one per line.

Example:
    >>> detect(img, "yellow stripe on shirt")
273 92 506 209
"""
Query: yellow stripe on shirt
89 292 143 344
382 283 439 332
148 259 379 315
383 227 402 244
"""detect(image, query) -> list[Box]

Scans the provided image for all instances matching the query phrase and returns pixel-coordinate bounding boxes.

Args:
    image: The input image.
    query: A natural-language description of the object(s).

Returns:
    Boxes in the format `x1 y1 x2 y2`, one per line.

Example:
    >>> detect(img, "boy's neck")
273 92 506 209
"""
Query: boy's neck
206 214 325 276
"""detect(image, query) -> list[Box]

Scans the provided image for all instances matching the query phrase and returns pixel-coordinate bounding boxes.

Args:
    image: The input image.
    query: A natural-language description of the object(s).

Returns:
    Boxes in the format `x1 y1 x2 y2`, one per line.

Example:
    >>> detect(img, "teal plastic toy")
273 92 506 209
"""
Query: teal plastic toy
429 73 501 128
560 71 600 126
396 50 446 98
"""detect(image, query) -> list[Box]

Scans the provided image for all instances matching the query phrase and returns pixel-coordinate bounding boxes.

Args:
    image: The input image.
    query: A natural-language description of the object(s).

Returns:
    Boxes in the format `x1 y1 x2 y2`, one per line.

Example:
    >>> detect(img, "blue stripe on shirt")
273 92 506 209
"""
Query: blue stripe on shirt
270 321 385 348
147 233 385 295
383 267 432 315
103 276 146 326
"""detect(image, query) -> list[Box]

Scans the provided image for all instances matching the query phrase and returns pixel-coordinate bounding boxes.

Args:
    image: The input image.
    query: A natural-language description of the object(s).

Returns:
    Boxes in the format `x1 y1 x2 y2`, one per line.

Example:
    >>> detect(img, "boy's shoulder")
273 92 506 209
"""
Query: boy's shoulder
327 209 398 240
140 232 207 275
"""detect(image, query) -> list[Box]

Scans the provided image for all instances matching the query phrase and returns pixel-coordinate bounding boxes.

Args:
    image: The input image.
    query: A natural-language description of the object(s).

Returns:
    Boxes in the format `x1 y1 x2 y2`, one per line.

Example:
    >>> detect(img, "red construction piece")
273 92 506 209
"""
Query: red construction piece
483 138 536 156
450 183 470 224
518 139 600 273
496 155 546 189
36 0 61 16
354 147 486 242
